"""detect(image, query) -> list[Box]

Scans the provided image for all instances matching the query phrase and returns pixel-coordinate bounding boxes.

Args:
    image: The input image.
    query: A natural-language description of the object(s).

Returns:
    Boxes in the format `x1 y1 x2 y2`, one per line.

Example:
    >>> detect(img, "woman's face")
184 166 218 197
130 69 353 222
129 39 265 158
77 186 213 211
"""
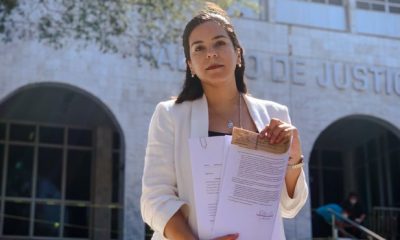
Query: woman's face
187 21 240 87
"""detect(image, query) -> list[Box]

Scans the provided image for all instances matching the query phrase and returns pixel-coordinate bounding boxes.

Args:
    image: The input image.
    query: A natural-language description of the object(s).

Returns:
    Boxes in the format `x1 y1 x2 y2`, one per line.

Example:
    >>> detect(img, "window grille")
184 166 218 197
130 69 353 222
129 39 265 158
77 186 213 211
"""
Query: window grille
295 0 344 6
356 0 400 14
0 121 122 239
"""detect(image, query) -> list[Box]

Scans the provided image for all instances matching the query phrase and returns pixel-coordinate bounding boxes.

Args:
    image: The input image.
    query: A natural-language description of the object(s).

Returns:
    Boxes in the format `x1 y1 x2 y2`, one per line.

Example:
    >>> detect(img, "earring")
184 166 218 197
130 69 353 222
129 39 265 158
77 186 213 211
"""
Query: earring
191 73 195 78
238 63 242 68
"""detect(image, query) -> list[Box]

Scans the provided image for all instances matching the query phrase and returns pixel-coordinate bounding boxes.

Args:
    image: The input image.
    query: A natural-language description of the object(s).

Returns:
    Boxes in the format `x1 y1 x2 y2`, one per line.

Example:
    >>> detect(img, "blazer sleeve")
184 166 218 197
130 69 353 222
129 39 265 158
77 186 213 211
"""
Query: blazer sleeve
280 169 308 218
277 105 309 218
141 102 187 235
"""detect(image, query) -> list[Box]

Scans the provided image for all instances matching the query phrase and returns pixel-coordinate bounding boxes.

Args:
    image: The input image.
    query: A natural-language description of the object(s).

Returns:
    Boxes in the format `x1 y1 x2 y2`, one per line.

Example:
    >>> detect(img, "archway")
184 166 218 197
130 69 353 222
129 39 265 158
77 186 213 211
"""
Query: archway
310 115 400 238
0 83 124 239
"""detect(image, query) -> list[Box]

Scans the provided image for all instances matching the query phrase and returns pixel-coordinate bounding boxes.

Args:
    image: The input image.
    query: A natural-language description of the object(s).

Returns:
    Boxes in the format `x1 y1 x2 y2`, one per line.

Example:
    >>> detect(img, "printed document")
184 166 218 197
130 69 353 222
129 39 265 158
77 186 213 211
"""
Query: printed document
212 144 289 240
189 128 290 240
189 136 231 239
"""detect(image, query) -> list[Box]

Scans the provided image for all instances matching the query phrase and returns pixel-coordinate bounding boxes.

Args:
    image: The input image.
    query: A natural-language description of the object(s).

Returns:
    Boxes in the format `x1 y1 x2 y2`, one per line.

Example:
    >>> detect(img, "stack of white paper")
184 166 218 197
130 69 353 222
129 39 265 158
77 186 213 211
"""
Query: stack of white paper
189 134 289 240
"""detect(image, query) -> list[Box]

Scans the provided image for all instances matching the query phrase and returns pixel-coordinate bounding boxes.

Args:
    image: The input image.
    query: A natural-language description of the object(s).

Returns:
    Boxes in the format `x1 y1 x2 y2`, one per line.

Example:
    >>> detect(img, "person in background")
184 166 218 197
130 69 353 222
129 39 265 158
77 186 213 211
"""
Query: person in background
341 192 366 238
141 2 308 239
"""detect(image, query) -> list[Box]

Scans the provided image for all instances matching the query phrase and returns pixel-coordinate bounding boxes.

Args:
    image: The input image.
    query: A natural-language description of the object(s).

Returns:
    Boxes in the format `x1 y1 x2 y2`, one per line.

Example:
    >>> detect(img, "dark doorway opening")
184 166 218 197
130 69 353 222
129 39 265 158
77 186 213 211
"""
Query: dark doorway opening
310 115 400 239
0 83 125 239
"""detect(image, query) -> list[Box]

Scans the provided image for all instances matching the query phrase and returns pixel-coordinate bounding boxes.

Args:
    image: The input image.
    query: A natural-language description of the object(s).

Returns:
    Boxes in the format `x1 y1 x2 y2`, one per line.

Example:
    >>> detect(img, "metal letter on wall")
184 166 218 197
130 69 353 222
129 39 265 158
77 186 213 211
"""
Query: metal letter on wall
369 66 386 94
291 58 306 86
271 56 289 83
245 54 260 80
333 63 350 90
394 71 400 96
317 61 331 88
352 65 368 92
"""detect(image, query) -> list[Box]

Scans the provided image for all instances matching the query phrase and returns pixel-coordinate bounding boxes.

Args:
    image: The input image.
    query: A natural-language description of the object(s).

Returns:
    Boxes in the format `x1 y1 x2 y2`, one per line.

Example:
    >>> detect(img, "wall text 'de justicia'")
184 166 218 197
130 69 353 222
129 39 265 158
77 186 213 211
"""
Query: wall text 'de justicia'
148 46 400 97
258 55 400 97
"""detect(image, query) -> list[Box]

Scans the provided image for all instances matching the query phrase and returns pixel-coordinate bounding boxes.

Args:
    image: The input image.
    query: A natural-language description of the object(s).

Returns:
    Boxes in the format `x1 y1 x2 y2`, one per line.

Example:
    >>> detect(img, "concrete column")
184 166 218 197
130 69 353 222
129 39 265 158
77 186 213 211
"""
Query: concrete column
93 126 113 239
263 0 276 22
317 149 324 205
363 143 372 210
375 137 385 205
346 0 357 33
383 132 393 206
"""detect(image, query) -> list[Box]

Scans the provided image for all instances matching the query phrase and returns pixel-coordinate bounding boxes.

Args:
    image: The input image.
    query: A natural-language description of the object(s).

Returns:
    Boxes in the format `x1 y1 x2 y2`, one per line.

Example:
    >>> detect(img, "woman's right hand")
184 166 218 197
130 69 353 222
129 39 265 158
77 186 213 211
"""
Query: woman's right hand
212 233 239 240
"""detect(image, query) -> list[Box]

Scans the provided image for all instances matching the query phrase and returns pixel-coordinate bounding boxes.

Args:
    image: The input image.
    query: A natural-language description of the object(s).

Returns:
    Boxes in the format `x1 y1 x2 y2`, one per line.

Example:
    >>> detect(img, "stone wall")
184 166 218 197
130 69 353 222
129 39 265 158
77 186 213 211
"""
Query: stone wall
0 10 399 239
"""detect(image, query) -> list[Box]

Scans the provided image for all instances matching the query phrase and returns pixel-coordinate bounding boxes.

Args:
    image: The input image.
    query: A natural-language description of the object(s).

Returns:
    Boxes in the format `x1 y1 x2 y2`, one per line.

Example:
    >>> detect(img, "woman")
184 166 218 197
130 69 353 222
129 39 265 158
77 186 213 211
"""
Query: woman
141 2 308 240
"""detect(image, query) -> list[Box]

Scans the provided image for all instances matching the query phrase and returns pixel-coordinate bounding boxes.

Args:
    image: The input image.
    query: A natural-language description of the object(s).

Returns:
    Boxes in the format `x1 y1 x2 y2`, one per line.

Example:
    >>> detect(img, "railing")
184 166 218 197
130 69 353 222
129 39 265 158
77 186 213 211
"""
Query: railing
369 207 400 240
327 208 386 240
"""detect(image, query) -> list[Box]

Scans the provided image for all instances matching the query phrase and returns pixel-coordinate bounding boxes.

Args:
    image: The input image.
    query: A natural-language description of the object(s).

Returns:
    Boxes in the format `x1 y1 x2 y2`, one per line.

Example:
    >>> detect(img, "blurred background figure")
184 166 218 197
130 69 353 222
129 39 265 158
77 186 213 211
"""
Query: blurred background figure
341 192 366 238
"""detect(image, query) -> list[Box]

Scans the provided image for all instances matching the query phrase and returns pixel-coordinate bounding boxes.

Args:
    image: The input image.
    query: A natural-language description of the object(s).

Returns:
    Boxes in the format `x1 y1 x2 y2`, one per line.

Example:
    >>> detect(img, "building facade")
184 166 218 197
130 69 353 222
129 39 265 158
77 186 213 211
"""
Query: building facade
0 0 399 239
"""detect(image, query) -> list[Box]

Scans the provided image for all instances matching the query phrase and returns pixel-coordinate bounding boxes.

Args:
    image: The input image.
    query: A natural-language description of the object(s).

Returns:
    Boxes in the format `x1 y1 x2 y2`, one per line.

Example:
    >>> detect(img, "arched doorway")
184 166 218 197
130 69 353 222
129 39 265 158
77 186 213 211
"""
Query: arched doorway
310 115 400 238
0 83 124 239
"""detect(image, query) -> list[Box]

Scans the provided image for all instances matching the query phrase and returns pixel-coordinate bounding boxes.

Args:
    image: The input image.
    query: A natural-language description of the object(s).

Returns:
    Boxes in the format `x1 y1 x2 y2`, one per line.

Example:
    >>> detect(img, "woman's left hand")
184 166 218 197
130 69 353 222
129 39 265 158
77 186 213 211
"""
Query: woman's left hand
259 118 303 161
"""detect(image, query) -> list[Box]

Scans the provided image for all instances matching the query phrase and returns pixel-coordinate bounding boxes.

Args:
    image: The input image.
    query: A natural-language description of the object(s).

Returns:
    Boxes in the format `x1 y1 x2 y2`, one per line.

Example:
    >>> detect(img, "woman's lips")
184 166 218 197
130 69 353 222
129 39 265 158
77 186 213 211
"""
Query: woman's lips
206 64 224 70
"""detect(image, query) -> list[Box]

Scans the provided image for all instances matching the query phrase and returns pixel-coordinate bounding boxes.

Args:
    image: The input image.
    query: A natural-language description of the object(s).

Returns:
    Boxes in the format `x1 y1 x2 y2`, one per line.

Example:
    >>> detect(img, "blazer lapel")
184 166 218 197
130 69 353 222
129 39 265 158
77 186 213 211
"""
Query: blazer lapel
189 94 270 136
190 94 209 137
243 94 271 132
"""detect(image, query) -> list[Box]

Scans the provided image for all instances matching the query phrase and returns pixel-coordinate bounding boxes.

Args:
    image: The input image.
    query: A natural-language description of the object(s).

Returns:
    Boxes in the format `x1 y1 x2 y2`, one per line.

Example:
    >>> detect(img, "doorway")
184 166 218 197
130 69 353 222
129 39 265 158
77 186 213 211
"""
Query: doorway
0 83 124 239
310 115 400 237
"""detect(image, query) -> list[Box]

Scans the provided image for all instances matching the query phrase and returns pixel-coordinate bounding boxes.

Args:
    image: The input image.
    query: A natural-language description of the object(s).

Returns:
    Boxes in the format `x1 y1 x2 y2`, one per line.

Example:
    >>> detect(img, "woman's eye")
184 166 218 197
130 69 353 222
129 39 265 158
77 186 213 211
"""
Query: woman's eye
194 46 204 52
215 41 226 47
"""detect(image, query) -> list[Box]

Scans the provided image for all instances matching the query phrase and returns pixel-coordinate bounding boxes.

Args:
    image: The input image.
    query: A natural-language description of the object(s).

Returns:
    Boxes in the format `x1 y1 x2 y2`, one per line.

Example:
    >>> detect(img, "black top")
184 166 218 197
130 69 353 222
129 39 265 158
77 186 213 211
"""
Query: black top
341 200 365 221
208 131 231 137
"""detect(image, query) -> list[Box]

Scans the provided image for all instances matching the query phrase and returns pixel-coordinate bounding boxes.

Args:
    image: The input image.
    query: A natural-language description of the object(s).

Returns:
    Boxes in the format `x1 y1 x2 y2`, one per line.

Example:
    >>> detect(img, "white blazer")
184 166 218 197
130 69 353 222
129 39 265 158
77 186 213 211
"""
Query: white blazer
141 94 308 240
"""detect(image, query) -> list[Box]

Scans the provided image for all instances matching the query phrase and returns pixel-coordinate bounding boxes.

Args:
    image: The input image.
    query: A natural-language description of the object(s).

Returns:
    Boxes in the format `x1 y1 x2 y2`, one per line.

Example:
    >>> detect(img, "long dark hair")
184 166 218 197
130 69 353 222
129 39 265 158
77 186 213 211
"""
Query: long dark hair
175 2 247 104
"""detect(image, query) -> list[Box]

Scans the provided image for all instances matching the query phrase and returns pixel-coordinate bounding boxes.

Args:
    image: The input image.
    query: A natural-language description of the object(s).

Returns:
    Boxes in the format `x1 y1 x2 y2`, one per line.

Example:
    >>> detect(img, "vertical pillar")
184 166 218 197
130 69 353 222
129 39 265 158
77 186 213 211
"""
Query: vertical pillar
363 143 372 210
317 149 324 205
93 127 112 239
262 0 276 22
0 123 9 235
383 132 393 206
375 137 385 205
346 0 357 33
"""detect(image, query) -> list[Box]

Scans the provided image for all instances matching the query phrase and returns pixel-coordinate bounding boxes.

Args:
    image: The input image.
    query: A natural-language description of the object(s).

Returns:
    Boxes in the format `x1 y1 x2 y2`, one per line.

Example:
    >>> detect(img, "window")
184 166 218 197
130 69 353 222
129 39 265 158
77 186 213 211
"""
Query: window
9 123 35 142
0 143 4 194
34 203 60 237
66 150 91 200
7 145 34 197
0 122 5 140
297 0 344 6
356 0 400 14
0 122 94 238
39 126 64 145
36 147 62 199
4 201 31 235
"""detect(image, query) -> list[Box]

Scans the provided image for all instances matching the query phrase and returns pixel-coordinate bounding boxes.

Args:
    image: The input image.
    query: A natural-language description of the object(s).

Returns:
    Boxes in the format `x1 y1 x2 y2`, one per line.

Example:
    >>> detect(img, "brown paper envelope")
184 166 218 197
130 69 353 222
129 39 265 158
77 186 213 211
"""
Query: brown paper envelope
231 127 290 154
